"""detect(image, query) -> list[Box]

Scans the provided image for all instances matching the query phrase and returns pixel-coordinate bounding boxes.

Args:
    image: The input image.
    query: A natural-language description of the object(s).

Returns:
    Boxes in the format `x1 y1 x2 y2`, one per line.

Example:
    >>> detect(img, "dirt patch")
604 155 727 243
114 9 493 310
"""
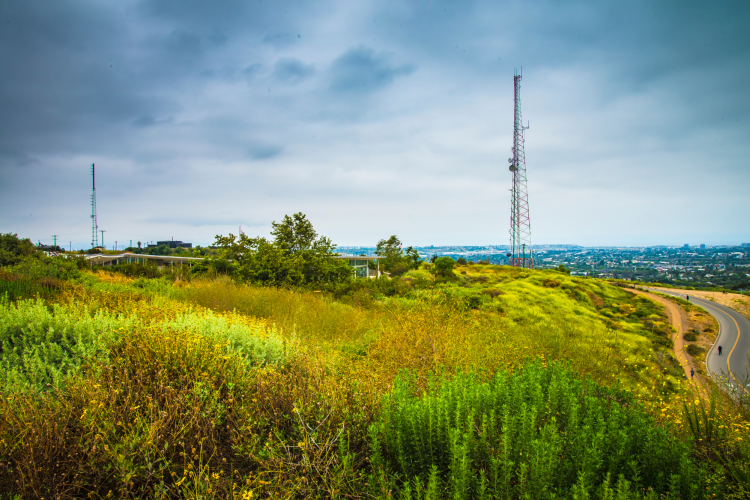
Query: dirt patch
586 291 604 307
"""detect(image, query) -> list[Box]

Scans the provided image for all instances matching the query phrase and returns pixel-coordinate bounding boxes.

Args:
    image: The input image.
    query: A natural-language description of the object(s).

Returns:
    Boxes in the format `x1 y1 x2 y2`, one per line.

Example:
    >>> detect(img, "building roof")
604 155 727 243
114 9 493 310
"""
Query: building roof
85 252 204 265
333 255 385 260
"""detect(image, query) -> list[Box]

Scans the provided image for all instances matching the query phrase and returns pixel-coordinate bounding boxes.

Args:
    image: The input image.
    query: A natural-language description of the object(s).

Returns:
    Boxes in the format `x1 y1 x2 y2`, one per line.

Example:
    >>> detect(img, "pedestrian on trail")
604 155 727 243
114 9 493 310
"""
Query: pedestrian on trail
687 295 690 301
719 345 723 355
690 368 694 378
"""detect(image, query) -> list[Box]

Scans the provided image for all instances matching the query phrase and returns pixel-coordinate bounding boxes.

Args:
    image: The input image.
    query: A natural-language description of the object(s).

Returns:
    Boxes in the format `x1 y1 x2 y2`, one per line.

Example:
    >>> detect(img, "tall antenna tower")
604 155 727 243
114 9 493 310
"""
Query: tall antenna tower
508 69 533 268
91 163 98 248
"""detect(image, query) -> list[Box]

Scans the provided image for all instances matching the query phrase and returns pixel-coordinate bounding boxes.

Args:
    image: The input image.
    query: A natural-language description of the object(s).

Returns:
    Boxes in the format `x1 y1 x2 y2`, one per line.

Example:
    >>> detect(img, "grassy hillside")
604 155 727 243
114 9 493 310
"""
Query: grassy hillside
1 263 749 498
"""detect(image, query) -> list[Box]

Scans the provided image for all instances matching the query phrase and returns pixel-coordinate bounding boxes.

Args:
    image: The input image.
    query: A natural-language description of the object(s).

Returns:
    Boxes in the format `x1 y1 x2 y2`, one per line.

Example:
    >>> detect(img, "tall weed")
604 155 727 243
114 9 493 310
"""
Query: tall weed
370 361 702 499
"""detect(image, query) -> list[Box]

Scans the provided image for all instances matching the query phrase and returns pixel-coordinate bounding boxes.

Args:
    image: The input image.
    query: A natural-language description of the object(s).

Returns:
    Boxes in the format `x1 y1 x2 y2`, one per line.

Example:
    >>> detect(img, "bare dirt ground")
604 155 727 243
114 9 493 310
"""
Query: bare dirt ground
652 287 750 319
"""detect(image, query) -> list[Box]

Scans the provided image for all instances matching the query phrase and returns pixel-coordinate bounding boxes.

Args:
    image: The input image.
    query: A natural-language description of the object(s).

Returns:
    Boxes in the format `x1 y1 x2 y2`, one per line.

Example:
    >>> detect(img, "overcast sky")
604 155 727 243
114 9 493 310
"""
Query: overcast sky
1 0 748 249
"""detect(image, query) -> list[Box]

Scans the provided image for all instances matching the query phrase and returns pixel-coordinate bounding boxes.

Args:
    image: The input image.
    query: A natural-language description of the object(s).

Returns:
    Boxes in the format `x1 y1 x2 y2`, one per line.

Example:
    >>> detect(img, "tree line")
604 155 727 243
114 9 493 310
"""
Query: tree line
197 212 448 286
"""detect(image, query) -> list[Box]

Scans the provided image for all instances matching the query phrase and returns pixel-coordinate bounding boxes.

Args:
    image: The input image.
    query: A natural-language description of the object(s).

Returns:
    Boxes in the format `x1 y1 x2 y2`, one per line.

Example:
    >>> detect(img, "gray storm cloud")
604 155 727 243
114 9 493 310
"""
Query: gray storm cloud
0 0 748 248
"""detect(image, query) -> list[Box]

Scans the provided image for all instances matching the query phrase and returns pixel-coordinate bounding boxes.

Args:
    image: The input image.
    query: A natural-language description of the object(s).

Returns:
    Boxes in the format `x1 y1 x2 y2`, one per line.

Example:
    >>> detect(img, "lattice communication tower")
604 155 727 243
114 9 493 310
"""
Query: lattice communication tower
91 163 98 248
507 69 533 268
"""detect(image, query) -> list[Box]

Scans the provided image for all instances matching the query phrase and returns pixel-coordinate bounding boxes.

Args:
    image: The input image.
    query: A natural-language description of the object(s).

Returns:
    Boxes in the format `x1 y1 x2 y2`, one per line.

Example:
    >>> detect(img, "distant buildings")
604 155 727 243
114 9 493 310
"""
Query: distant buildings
148 239 192 249
85 252 202 268
333 255 385 278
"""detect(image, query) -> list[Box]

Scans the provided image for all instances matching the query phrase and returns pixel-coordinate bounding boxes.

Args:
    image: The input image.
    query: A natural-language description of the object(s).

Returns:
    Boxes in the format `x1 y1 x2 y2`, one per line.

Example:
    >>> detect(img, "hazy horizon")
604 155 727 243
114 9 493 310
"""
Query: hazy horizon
2 0 748 249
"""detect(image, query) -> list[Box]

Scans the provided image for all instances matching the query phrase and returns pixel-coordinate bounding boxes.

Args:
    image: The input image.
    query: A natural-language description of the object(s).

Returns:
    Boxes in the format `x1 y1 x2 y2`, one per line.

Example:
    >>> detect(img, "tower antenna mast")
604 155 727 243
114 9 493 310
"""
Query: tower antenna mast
508 68 533 269
91 163 98 248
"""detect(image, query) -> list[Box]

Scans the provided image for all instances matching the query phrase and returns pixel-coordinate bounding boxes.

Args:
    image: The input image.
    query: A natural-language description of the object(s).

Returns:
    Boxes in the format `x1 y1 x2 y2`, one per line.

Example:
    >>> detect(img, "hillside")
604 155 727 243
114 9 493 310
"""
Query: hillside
1 258 749 498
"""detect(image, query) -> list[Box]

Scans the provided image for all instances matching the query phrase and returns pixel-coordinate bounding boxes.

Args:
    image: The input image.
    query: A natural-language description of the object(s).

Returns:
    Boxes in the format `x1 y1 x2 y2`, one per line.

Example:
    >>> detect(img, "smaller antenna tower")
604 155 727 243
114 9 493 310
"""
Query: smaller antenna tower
91 163 99 248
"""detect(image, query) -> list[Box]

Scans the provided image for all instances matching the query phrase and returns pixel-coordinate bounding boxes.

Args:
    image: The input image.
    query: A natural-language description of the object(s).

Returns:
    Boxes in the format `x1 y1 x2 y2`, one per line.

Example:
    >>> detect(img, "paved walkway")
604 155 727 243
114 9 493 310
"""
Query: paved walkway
647 288 750 398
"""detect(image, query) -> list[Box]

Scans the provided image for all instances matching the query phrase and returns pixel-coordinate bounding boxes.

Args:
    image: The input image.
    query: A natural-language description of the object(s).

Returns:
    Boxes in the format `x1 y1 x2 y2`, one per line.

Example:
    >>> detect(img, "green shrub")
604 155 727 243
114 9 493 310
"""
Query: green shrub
7 254 87 281
0 274 66 302
0 233 41 266
433 257 456 279
0 297 134 392
161 309 289 367
369 361 702 499
683 332 698 342
105 261 162 278
687 344 706 356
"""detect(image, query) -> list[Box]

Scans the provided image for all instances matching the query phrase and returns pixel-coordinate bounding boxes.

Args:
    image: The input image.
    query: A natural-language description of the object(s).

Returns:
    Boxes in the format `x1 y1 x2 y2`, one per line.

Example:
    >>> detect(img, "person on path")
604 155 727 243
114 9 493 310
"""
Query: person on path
718 345 723 355
687 295 690 301
690 368 694 378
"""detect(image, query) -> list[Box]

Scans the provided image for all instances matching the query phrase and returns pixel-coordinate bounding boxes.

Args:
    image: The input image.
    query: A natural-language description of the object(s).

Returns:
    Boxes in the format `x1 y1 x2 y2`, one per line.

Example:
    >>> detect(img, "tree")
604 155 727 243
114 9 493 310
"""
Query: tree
433 256 456 279
271 213 320 255
404 246 421 269
0 233 40 266
375 236 421 273
375 235 403 272
456 257 467 266
556 264 571 275
207 213 351 286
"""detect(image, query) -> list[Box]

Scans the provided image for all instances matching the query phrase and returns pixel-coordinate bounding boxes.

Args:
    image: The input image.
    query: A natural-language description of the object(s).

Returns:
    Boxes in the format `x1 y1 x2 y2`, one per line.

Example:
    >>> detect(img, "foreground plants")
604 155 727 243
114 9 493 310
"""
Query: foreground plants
370 361 703 499
1 267 750 498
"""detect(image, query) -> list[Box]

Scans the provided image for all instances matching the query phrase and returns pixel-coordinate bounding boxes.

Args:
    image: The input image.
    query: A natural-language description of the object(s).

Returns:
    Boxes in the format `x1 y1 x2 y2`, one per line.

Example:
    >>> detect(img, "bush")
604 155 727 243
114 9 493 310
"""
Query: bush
0 297 131 392
687 344 706 356
389 262 410 277
9 254 86 281
369 361 702 499
0 271 67 302
0 233 40 266
555 264 571 275
433 257 456 279
456 258 467 266
161 309 289 367
106 261 162 278
683 332 698 342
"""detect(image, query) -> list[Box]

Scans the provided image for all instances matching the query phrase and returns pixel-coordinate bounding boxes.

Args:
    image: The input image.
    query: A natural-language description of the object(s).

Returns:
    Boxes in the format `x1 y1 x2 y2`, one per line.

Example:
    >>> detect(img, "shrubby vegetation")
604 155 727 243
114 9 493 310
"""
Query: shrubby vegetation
195 213 352 286
1 229 750 498
374 235 421 276
371 363 702 499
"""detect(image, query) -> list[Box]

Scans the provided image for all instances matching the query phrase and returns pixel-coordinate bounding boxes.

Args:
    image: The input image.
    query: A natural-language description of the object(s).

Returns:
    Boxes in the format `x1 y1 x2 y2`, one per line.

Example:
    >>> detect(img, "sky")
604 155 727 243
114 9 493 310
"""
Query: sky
1 0 749 250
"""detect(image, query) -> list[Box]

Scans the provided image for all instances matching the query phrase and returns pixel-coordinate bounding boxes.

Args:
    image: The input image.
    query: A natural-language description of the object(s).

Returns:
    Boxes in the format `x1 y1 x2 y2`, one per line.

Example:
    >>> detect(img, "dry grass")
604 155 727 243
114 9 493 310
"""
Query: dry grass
2 271 750 498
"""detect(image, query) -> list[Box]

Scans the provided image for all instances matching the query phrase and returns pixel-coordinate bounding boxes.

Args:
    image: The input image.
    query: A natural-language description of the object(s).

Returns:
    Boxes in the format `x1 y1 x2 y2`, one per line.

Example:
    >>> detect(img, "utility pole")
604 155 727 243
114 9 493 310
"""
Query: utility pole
91 163 98 248
508 68 533 269
100 230 106 250
53 235 58 250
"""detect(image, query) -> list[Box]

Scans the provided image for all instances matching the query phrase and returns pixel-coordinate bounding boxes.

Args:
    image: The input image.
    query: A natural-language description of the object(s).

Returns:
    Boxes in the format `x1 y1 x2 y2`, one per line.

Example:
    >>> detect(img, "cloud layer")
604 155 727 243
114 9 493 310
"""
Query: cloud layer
1 0 748 248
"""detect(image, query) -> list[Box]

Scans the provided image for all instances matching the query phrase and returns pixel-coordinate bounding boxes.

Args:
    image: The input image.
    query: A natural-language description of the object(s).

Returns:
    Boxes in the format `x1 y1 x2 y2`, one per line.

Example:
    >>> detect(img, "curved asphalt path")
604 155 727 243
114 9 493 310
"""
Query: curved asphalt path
646 287 750 396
